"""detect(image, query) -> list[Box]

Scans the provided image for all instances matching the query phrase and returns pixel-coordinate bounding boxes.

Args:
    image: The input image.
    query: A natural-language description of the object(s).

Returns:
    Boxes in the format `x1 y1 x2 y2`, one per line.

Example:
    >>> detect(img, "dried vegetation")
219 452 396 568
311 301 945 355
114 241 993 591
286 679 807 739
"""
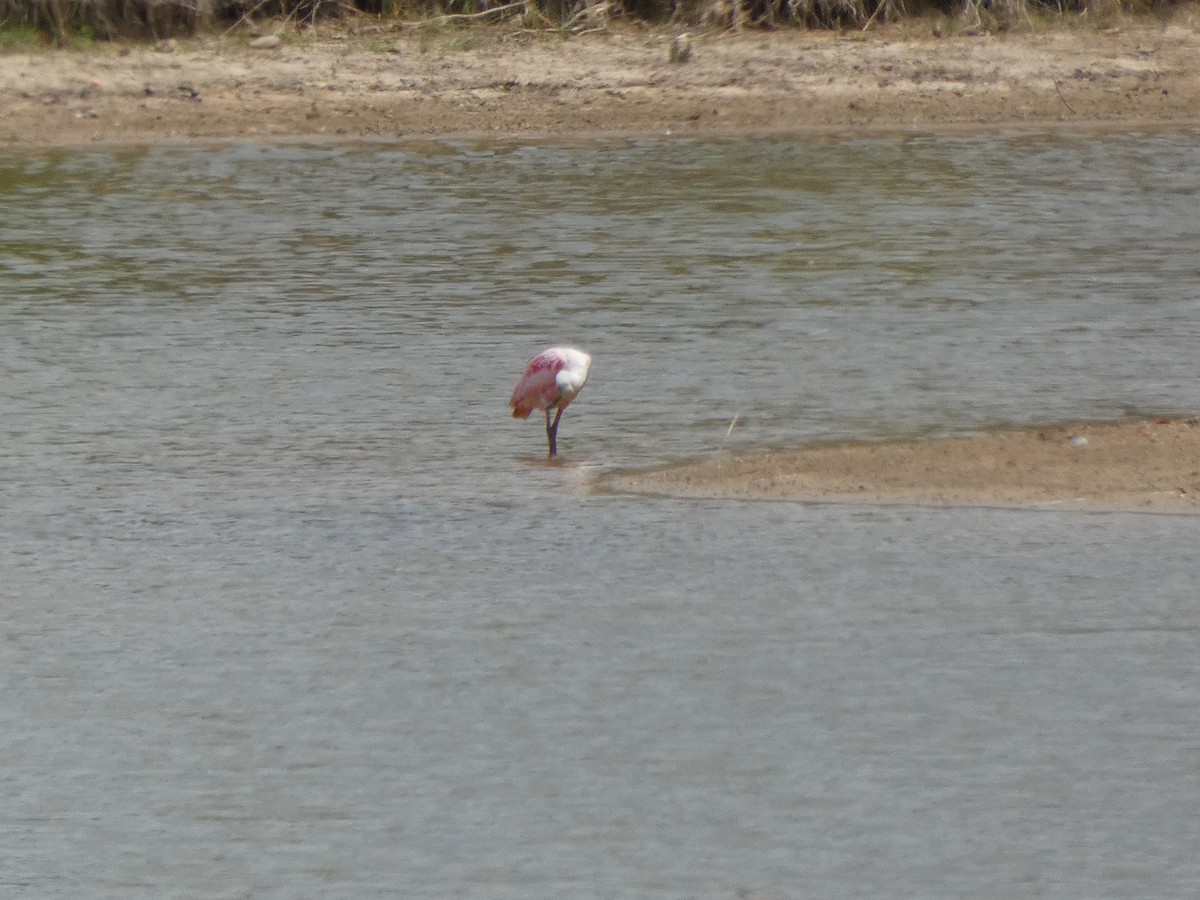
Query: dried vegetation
0 0 1176 43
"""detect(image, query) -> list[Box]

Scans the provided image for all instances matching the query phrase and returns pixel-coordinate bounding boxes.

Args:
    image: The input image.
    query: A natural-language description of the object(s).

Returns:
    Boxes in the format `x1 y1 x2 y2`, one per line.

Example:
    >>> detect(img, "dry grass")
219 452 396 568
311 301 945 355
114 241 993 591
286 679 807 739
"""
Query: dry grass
0 0 1182 41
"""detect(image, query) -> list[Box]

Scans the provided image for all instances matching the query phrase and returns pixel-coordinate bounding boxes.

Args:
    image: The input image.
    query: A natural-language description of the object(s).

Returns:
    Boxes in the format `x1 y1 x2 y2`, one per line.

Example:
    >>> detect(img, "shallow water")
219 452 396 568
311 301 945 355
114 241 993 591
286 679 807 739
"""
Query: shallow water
2 133 1199 898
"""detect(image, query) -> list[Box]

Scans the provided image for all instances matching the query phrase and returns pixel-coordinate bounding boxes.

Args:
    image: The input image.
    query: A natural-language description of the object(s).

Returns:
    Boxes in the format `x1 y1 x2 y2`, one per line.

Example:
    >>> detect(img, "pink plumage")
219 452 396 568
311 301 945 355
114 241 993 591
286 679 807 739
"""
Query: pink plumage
510 347 592 457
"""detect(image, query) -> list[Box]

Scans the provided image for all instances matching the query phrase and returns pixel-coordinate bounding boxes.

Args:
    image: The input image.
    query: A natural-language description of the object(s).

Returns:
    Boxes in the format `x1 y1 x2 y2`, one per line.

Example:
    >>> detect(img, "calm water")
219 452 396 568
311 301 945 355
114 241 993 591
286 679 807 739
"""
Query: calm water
2 133 1199 898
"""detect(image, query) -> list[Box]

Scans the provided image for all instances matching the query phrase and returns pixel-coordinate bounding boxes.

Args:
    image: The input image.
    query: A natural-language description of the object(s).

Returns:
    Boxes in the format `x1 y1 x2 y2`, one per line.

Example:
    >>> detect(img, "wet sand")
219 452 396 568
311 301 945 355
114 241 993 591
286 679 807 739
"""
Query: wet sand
602 419 1200 512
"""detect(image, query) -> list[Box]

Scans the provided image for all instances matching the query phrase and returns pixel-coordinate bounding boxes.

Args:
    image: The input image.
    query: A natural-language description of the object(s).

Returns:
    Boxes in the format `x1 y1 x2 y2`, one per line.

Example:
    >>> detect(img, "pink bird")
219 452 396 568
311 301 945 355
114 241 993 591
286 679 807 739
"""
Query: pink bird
510 346 592 457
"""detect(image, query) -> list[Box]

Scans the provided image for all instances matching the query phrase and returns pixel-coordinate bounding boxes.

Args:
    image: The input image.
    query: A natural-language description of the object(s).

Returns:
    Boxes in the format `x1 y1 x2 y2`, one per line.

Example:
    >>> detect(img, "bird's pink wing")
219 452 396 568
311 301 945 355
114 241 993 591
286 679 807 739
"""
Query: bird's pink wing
510 353 565 419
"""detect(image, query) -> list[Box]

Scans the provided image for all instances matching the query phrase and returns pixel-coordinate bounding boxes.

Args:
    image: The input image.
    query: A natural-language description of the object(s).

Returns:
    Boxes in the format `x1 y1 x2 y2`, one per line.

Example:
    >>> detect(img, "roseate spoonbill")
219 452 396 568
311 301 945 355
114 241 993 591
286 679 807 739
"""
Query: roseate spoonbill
510 346 592 457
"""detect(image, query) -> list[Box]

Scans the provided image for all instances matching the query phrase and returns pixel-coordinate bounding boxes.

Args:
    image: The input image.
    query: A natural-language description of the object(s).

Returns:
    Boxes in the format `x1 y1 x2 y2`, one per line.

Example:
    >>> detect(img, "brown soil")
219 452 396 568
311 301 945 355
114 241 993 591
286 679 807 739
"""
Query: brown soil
602 419 1200 512
3 10 1200 147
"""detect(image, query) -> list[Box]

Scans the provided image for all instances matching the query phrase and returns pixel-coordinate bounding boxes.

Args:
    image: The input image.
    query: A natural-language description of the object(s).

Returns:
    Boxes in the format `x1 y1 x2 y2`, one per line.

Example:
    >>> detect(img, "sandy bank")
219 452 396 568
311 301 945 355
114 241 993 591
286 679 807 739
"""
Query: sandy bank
601 419 1200 512
3 12 1200 147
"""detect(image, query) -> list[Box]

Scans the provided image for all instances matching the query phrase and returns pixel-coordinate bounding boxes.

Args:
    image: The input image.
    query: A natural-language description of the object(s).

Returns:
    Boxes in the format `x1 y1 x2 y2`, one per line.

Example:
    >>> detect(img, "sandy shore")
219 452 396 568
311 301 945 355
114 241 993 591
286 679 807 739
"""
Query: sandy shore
3 12 1200 147
601 419 1200 512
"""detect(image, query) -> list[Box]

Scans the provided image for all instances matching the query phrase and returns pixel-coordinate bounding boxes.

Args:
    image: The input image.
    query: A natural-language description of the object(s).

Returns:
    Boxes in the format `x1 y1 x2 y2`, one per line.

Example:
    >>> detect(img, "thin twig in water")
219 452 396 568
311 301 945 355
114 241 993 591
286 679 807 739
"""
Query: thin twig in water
720 412 741 450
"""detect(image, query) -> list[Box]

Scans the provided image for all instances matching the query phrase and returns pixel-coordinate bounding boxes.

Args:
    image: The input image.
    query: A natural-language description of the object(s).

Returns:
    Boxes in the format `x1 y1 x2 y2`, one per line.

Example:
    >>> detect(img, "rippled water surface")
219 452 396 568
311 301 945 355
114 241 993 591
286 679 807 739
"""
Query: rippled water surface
3 133 1199 898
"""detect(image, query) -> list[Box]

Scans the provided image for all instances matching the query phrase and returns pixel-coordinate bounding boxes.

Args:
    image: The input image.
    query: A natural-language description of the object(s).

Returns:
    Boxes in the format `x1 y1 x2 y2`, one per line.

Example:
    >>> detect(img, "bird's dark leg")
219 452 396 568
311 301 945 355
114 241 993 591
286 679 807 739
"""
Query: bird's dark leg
546 406 564 457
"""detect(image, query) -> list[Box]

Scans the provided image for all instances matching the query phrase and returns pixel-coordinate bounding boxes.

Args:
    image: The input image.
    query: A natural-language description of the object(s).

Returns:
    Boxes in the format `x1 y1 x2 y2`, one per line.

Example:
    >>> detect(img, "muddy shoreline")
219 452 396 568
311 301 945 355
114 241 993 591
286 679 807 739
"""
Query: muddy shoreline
3 14 1200 147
